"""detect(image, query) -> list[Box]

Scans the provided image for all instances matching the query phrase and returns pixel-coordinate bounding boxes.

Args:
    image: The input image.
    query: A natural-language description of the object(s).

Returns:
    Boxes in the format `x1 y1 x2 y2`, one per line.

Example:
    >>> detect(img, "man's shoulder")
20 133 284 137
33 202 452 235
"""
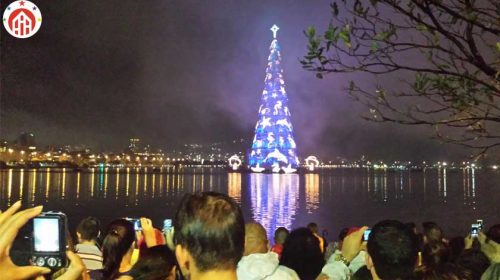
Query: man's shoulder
76 243 102 255
277 265 300 280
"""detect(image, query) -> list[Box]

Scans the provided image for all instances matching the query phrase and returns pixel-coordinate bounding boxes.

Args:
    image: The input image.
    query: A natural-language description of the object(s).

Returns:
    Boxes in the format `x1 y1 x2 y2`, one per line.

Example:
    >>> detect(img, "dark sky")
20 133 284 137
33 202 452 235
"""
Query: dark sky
0 0 470 161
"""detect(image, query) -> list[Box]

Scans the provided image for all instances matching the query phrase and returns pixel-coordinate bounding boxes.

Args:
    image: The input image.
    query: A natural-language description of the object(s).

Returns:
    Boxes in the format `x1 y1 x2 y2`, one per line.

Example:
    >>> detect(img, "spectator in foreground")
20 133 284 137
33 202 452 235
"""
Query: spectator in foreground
320 227 367 279
479 227 500 280
75 216 103 270
118 245 176 280
366 220 418 280
280 227 325 280
422 222 444 244
99 219 136 279
237 222 299 280
308 222 325 253
271 227 289 258
417 241 472 279
174 192 244 280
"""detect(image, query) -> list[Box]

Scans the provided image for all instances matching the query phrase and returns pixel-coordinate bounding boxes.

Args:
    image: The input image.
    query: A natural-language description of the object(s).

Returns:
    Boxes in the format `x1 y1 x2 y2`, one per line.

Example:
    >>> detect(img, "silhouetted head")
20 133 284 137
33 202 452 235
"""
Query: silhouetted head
419 263 473 280
76 216 100 243
486 224 500 244
174 192 244 274
422 222 443 244
307 222 319 234
274 227 289 246
421 241 451 268
244 222 268 256
405 222 417 235
367 220 418 280
102 219 135 280
280 227 324 280
448 236 465 262
129 245 176 280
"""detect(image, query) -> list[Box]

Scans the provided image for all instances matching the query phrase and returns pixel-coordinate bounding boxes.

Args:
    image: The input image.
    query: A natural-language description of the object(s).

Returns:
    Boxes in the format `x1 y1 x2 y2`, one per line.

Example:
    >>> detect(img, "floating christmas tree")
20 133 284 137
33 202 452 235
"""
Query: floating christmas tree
249 25 299 173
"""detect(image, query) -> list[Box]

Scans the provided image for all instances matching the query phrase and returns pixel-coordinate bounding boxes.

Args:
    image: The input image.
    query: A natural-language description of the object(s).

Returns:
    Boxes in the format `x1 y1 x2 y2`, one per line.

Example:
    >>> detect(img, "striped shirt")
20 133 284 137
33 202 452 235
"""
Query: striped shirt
76 243 103 270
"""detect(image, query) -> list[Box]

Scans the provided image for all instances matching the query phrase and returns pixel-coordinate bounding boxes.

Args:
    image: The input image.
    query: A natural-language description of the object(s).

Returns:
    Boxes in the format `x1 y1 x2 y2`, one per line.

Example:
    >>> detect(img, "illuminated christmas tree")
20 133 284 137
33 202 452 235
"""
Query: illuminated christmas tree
249 25 299 173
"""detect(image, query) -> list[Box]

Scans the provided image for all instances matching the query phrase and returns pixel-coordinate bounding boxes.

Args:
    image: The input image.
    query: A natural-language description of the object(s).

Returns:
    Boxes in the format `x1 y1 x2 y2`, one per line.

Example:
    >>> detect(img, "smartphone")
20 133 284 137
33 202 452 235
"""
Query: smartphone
477 219 484 231
163 219 173 232
471 224 479 238
363 229 372 241
125 218 142 231
31 212 67 270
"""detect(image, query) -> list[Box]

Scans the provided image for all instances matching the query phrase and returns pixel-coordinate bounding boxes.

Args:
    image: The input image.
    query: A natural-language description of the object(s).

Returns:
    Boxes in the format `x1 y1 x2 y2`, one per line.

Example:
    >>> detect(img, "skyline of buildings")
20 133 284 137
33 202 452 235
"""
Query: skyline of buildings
0 132 497 171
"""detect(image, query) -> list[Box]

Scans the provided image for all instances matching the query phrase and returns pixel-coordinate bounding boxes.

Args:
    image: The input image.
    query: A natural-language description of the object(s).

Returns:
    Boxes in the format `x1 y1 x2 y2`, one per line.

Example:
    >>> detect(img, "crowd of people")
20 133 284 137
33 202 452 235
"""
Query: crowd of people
0 192 499 280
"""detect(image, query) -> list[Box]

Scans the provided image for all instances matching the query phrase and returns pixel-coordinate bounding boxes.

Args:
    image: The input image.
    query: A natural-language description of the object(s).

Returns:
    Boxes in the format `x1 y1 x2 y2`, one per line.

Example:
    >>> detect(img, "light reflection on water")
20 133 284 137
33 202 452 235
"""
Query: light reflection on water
249 173 299 239
0 167 498 237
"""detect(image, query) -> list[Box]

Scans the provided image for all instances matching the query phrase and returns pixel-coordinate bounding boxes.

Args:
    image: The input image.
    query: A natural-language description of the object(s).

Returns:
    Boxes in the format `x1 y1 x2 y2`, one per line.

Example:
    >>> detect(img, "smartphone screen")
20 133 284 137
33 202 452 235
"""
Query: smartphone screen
134 219 142 231
471 224 479 237
477 219 483 230
163 219 172 232
33 218 60 252
363 229 371 241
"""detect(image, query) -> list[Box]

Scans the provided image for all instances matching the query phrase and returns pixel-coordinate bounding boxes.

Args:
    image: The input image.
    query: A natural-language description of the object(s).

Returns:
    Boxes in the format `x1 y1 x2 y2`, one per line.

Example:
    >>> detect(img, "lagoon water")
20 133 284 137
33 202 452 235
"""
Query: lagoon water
1 167 499 240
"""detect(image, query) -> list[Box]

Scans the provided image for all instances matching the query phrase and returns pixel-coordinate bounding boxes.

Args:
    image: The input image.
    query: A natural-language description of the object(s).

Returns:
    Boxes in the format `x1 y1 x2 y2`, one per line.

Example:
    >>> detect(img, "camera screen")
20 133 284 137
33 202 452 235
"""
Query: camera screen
34 218 60 252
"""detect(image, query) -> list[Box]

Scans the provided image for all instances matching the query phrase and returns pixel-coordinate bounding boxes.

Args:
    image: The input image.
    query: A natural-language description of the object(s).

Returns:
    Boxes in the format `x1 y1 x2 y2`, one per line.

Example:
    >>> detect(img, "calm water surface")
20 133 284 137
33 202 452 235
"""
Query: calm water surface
1 167 499 240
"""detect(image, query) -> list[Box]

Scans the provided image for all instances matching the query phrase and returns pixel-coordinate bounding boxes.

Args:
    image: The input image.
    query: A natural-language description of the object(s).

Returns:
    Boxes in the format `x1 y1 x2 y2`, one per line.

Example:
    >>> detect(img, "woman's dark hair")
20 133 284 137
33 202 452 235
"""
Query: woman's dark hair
129 245 176 280
456 248 490 280
448 236 465 262
352 266 373 280
418 263 473 280
280 227 324 280
101 219 135 279
486 224 500 244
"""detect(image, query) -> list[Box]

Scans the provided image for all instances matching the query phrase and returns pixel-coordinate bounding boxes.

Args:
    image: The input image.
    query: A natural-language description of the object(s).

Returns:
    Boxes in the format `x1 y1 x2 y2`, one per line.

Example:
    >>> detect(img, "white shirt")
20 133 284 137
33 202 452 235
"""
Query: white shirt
237 252 300 280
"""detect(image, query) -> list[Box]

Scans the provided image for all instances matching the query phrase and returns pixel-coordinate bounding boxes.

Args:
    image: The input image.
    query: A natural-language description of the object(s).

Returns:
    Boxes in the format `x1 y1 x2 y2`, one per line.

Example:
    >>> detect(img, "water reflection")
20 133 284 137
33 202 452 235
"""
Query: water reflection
0 167 493 237
227 172 242 203
249 173 299 239
305 174 319 213
463 167 477 209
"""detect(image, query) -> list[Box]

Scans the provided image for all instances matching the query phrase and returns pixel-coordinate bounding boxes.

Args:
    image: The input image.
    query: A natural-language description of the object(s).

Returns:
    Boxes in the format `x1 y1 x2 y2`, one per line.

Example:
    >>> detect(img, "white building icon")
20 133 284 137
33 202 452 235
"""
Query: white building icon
12 11 33 36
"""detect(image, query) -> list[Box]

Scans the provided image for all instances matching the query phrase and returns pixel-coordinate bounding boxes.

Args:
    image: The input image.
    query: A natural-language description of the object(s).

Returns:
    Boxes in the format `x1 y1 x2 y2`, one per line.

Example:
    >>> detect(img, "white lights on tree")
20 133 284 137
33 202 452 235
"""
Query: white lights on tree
270 24 279 39
249 25 299 173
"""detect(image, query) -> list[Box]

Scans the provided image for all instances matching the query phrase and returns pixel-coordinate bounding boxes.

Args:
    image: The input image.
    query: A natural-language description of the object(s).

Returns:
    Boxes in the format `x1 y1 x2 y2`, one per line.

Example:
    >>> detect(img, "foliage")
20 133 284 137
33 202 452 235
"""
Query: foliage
302 0 500 155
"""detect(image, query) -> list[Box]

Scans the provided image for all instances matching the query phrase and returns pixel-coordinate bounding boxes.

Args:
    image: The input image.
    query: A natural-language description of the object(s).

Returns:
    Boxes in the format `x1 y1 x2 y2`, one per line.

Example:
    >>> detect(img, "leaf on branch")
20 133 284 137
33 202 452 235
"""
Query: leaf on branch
306 26 316 39
416 24 427 32
324 24 337 42
339 28 351 48
466 12 478 21
370 41 379 52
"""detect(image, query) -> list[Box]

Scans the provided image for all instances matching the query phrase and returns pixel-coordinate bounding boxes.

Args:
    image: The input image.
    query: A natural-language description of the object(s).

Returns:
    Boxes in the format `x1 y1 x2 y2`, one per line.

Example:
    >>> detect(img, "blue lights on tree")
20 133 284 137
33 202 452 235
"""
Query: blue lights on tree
249 25 299 173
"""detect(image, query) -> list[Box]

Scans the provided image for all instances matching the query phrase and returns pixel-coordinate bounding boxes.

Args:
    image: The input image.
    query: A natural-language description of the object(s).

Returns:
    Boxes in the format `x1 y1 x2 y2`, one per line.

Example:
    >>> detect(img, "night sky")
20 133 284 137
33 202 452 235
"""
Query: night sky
0 0 470 161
